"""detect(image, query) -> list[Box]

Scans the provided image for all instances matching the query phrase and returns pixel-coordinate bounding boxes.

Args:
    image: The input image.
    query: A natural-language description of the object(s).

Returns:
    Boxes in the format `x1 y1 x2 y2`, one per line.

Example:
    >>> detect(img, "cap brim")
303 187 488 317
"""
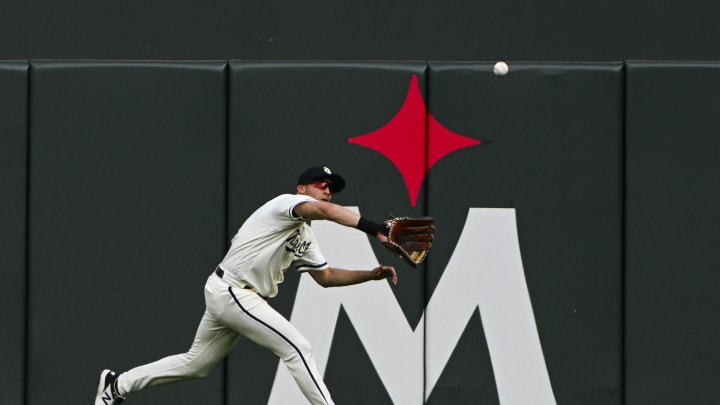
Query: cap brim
315 174 345 193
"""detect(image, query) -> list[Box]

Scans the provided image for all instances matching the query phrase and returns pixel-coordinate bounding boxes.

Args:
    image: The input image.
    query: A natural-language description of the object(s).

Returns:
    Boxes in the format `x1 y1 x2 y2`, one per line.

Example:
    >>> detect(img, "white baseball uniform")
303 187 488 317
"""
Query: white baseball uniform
115 193 335 405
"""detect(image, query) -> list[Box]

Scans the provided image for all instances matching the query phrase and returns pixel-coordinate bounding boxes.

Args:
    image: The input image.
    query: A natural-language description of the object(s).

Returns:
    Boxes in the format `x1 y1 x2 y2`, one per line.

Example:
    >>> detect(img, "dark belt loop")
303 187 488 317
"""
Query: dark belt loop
215 267 267 300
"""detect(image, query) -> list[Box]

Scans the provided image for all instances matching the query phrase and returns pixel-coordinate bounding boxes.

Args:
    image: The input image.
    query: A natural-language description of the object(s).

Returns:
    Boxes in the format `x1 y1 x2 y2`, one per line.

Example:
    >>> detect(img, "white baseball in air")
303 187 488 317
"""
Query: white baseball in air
493 61 509 76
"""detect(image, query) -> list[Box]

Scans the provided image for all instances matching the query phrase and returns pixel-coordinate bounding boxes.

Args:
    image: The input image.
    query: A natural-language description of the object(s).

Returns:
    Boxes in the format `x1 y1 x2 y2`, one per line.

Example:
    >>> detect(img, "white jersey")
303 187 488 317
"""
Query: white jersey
218 194 329 298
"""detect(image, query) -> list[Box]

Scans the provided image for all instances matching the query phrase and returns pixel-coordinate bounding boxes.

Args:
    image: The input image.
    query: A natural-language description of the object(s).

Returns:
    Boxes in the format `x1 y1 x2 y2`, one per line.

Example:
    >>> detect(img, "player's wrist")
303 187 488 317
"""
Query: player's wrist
356 217 389 237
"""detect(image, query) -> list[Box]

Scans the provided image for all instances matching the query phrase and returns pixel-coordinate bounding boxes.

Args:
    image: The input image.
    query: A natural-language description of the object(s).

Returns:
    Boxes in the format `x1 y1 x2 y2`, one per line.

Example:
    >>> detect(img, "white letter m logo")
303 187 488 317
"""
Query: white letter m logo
269 208 556 405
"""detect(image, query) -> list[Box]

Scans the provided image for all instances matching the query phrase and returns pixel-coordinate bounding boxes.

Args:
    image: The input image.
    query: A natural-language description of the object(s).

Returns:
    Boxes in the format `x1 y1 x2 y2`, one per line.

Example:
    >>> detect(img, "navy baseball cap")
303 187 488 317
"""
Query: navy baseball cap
297 166 346 193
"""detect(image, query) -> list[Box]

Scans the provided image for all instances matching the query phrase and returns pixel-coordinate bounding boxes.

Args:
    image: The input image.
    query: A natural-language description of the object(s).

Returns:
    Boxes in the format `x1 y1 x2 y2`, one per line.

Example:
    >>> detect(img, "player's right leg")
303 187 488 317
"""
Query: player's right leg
96 274 240 402
114 308 239 396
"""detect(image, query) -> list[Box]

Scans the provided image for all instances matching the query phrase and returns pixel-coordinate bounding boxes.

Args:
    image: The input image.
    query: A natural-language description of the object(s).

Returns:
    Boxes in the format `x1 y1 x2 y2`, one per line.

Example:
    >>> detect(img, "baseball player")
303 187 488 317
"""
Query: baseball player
95 166 397 405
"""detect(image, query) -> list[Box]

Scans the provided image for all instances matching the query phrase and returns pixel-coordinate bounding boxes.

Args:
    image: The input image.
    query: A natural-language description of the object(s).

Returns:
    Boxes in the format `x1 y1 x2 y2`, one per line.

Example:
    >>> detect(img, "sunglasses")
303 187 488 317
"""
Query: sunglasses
311 181 332 191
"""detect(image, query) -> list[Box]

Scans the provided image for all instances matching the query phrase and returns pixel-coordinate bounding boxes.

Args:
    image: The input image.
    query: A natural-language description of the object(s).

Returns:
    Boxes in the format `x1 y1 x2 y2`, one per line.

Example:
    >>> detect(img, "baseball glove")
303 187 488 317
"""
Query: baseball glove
381 216 436 267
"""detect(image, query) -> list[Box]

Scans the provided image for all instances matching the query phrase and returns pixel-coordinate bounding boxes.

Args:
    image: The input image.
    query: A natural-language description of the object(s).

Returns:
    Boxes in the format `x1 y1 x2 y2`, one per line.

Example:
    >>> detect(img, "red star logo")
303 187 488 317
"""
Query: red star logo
348 75 481 206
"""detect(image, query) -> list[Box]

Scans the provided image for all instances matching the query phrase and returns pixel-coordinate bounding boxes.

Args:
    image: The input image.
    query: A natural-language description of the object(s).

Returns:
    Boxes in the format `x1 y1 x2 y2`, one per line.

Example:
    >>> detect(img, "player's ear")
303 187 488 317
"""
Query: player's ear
297 184 306 194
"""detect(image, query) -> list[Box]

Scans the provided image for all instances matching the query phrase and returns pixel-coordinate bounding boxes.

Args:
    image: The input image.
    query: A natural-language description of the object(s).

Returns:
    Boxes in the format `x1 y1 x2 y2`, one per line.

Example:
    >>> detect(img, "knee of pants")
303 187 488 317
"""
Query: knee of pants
180 352 221 379
279 335 313 363
189 364 214 379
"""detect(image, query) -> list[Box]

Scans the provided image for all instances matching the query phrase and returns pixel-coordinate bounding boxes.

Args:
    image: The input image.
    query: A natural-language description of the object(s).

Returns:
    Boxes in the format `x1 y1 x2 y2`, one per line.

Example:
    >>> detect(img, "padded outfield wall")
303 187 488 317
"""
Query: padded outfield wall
0 60 716 404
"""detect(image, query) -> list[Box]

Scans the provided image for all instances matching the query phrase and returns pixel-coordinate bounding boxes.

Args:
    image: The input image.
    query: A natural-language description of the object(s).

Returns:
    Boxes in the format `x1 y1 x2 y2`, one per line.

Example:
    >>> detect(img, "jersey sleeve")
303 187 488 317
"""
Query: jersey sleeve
272 194 315 223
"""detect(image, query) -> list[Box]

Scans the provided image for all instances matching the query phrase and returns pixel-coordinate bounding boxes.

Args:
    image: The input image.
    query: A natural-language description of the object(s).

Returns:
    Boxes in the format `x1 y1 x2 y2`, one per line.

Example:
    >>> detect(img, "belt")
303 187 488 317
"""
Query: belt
215 268 266 299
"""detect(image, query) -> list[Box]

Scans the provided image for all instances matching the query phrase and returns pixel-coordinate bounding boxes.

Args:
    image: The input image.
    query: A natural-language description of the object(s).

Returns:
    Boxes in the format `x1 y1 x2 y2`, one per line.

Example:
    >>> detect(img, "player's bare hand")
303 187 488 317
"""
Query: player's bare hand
372 264 397 285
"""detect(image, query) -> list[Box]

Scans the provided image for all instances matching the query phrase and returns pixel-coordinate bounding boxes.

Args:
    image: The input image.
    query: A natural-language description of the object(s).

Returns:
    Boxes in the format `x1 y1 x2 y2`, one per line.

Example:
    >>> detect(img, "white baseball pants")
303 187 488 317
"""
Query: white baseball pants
116 271 334 405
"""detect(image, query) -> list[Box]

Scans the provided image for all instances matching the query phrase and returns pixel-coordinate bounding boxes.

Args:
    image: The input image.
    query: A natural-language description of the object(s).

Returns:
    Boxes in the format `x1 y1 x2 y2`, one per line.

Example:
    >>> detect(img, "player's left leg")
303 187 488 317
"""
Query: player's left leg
219 286 334 405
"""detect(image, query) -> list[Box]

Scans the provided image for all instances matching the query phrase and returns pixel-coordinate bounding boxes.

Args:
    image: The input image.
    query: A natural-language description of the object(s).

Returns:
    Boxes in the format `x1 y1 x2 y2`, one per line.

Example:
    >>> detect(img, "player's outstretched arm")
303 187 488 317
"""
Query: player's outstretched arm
308 265 397 287
293 201 389 241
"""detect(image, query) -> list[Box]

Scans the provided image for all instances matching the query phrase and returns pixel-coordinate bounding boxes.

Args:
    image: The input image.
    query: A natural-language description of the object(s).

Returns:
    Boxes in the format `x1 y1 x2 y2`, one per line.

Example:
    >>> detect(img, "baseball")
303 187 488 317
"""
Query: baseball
493 61 509 76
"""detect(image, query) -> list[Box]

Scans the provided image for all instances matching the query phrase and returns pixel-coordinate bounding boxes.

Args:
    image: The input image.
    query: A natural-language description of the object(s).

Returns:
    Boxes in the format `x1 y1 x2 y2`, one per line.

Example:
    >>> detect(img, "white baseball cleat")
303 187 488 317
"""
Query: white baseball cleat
95 369 125 405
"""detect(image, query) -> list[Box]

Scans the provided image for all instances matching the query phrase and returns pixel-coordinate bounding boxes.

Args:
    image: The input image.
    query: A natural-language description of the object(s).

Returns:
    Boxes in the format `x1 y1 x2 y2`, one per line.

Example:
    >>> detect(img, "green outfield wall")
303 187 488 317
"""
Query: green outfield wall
1 60 717 405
